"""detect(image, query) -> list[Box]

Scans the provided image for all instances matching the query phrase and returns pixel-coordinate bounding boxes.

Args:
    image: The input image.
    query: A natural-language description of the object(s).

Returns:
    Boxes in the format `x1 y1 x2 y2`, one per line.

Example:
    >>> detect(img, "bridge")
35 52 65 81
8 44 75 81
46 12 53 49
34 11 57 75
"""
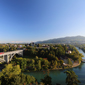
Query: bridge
0 50 23 63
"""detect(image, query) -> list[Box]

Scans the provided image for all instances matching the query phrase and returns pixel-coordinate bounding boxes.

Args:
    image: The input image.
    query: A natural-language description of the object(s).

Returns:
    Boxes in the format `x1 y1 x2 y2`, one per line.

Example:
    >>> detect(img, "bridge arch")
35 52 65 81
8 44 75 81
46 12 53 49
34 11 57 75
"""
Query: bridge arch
0 50 23 63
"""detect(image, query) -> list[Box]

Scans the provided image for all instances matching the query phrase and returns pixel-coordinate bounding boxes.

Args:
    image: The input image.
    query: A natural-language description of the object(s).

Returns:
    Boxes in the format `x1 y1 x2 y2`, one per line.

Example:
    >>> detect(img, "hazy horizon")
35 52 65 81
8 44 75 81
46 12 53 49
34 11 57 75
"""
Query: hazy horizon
0 35 85 43
0 0 85 43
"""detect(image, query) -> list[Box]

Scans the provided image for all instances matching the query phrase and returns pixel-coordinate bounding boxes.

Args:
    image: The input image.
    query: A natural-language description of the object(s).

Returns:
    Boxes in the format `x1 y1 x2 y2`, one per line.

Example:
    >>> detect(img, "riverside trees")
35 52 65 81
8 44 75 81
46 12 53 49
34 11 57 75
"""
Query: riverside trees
0 64 81 85
0 43 81 73
0 64 36 85
41 75 52 85
64 70 81 85
10 44 84 72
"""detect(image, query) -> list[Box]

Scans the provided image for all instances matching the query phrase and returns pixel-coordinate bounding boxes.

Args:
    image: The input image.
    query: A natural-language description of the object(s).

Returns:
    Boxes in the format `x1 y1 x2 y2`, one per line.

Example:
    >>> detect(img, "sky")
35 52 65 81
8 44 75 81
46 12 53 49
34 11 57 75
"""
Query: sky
0 0 85 43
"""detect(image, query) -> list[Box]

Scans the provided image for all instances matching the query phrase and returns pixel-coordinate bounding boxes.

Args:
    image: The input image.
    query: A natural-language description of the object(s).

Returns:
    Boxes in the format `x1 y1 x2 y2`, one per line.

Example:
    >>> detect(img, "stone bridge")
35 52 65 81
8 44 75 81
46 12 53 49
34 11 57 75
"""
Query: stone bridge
0 50 23 63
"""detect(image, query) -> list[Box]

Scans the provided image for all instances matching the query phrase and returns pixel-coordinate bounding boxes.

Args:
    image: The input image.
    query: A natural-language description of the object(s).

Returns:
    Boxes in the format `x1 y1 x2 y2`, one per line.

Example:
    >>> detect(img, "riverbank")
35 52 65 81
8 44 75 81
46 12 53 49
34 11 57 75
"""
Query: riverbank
49 62 81 71
24 62 81 73
23 47 85 85
72 63 81 68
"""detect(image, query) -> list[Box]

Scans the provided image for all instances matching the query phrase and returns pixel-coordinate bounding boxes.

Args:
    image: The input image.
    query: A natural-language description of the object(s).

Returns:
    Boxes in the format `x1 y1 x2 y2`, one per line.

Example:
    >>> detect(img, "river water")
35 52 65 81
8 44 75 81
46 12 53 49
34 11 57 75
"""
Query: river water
24 47 85 85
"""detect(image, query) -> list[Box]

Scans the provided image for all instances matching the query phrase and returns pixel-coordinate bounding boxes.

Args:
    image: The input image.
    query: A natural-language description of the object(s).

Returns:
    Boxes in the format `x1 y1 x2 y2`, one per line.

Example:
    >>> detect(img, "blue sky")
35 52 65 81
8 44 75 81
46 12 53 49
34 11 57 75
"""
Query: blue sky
0 0 85 43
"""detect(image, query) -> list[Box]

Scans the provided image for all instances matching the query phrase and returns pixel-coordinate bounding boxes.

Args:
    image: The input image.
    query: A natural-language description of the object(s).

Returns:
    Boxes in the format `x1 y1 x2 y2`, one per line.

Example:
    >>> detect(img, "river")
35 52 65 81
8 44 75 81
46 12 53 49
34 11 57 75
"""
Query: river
24 47 85 85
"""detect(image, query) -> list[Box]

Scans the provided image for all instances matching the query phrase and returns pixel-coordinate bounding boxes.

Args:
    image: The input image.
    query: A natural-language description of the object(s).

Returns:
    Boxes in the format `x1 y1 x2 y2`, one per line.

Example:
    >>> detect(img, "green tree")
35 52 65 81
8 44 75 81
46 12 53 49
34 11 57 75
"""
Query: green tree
31 59 35 69
26 74 36 84
35 56 38 59
1 73 36 85
56 47 65 57
0 64 21 85
63 45 68 52
0 64 36 85
52 60 57 69
42 59 49 70
60 60 64 66
64 70 81 85
68 58 73 66
20 58 27 71
41 75 52 85
38 60 41 70
2 64 21 76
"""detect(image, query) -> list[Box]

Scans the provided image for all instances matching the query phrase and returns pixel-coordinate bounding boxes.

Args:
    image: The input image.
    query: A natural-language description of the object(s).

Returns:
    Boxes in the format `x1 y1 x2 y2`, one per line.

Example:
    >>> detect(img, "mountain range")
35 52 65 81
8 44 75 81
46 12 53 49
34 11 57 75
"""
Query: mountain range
36 36 85 44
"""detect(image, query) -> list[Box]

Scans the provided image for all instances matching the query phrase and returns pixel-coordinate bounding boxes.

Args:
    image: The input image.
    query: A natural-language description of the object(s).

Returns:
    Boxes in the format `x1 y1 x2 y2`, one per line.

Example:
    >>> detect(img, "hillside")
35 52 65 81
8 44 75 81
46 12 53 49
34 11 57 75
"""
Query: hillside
36 36 85 44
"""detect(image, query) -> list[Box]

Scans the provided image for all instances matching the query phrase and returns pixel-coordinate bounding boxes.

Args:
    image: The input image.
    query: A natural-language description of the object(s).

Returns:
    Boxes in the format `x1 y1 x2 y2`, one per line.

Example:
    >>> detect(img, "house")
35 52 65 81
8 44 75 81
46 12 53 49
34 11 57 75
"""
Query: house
66 50 72 54
29 42 35 47
42 44 46 47
47 46 50 50
55 47 58 49
68 50 72 53
31 42 34 46
14 45 17 47
19 45 22 48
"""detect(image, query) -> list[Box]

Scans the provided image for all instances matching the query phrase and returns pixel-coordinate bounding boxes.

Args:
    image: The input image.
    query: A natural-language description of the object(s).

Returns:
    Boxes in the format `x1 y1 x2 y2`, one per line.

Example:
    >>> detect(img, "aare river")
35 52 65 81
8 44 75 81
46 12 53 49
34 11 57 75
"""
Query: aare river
24 47 85 85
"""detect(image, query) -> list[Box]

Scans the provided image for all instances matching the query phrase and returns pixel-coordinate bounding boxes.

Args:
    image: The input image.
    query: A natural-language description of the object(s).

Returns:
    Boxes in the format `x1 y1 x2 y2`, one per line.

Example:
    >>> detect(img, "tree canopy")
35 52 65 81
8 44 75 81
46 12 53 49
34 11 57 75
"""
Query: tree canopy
64 70 81 85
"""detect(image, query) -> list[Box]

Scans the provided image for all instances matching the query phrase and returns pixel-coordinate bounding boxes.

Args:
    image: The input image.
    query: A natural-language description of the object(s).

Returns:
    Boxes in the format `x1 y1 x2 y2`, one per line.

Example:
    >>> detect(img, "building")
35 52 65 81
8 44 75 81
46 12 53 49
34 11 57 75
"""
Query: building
66 50 72 54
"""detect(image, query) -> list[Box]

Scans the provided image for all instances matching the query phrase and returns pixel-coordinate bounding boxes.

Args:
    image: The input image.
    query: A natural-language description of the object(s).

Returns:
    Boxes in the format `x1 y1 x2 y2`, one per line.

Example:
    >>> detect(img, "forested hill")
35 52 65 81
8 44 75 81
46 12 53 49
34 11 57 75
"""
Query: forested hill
36 36 85 44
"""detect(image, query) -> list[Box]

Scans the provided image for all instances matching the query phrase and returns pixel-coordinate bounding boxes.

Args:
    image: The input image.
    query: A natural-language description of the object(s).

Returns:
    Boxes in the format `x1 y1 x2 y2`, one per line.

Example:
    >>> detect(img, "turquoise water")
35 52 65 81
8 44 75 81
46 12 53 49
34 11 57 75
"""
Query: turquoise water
24 47 85 85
